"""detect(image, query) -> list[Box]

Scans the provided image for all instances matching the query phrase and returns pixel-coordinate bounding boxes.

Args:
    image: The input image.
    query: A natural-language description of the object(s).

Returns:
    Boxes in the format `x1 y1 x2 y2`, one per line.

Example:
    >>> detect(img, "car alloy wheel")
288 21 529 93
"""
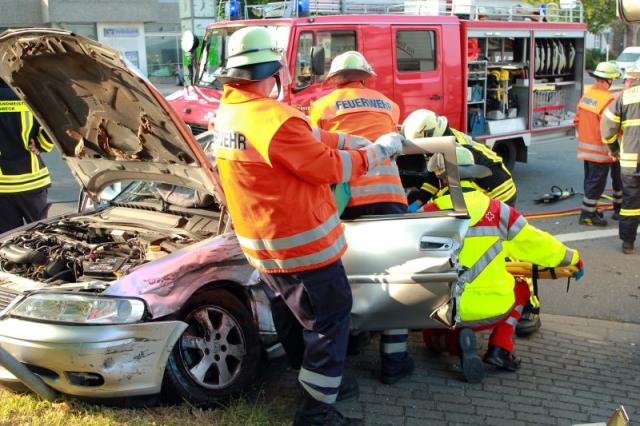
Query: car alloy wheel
180 305 246 389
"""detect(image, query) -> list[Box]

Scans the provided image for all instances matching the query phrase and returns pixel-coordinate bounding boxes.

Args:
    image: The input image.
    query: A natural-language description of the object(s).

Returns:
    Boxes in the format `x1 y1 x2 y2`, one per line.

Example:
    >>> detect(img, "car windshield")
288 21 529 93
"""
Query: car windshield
617 51 640 62
195 25 290 89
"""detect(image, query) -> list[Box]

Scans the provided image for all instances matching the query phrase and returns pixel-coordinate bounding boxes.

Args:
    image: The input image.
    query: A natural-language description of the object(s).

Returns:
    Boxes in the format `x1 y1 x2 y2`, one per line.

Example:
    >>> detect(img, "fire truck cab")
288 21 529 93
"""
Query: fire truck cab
169 0 586 171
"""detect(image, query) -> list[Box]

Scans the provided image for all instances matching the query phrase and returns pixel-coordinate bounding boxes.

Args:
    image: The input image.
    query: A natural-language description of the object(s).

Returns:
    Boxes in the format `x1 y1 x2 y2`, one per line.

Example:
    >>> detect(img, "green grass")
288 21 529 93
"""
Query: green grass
0 388 292 426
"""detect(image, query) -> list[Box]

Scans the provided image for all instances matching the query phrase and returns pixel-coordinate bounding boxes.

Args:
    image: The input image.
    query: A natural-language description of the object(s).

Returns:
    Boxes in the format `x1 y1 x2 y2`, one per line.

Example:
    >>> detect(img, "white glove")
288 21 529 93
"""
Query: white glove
345 134 372 149
360 133 405 169
427 153 445 176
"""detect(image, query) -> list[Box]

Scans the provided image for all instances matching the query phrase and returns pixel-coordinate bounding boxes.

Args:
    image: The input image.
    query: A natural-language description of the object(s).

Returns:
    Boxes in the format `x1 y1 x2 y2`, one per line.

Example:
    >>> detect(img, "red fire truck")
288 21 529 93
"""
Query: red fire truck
169 1 586 170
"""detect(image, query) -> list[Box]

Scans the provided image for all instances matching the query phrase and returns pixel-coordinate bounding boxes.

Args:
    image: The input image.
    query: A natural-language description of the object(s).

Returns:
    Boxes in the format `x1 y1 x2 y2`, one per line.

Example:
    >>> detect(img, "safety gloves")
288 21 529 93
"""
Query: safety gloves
427 152 446 176
361 132 406 169
344 134 372 149
573 258 585 281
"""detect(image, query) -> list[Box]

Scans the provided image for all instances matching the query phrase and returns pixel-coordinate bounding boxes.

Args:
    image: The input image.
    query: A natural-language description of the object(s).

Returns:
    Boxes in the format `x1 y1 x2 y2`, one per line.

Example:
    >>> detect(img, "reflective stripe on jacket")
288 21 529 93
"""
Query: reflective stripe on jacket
426 181 579 325
213 84 369 273
575 82 615 163
309 82 406 207
0 87 54 193
601 83 640 175
450 128 517 203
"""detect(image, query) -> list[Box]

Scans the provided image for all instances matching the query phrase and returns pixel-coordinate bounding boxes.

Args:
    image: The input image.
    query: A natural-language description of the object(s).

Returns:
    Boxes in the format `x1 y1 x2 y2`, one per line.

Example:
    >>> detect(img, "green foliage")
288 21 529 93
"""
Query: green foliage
585 48 607 71
581 0 617 33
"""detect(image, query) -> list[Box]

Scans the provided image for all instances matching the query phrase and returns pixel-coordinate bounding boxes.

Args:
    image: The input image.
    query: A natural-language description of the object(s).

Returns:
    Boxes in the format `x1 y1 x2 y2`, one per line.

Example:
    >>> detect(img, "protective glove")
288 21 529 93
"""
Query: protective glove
427 153 446 176
572 258 584 281
362 133 405 168
345 134 372 150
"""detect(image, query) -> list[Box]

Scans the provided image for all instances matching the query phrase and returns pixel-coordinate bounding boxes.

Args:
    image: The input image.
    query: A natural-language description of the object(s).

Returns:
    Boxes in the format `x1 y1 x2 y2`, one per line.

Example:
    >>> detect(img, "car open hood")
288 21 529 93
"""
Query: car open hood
0 28 225 203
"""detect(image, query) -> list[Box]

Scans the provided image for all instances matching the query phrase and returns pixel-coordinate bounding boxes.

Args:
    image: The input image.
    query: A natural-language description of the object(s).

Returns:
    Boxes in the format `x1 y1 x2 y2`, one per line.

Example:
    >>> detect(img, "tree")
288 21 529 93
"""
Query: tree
581 0 618 33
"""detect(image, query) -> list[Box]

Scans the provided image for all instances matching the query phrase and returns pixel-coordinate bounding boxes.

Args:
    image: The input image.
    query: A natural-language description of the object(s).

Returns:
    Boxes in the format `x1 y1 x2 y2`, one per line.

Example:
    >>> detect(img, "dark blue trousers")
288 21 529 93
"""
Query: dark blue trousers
260 260 352 404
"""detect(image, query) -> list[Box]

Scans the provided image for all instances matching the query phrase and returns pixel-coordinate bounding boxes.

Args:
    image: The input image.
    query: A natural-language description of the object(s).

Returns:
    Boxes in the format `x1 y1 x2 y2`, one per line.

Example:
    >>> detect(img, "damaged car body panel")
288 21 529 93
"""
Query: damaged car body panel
0 28 469 405
0 318 186 397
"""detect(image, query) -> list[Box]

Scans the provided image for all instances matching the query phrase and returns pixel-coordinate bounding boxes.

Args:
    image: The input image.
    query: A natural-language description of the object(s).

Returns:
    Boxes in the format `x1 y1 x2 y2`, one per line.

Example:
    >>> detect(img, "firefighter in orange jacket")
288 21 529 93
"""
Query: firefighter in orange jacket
420 146 583 382
309 51 413 385
574 61 622 226
212 27 405 426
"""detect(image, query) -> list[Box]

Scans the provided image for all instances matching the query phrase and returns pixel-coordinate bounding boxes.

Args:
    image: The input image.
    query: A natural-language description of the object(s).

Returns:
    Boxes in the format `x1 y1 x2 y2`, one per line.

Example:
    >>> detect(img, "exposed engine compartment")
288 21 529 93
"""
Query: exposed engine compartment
0 208 220 285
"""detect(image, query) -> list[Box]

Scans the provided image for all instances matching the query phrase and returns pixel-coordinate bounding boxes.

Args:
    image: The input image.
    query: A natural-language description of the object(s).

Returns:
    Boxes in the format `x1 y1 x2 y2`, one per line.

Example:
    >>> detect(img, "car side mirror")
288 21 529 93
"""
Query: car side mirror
311 46 325 76
618 0 640 22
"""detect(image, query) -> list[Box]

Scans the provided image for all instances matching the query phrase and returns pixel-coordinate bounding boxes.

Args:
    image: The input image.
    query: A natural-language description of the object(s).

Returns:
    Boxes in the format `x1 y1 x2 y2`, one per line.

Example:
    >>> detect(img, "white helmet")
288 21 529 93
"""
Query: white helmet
401 109 449 139
590 61 621 80
325 51 376 84
214 26 282 82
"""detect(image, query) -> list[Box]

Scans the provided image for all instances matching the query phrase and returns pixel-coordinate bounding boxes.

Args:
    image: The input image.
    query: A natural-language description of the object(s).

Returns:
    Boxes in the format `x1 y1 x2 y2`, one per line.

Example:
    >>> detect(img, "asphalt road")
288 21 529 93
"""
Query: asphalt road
41 129 640 324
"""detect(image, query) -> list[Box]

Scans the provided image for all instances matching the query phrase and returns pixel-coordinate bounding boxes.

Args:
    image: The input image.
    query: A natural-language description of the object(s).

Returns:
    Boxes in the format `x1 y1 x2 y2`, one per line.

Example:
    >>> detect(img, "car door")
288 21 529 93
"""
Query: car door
342 138 469 331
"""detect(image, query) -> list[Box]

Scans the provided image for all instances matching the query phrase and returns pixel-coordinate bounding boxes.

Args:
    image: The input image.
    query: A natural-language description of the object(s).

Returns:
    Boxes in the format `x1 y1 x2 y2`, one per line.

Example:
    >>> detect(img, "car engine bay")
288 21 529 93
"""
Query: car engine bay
0 206 222 285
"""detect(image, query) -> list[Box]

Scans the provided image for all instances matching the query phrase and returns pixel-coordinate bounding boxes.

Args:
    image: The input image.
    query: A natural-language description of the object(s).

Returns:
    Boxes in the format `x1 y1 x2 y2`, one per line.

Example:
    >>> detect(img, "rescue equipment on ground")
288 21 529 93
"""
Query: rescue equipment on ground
534 185 576 204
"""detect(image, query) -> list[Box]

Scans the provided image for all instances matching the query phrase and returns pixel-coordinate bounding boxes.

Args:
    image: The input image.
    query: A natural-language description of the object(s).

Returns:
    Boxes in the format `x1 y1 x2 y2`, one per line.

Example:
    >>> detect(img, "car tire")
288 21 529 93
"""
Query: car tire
162 288 260 407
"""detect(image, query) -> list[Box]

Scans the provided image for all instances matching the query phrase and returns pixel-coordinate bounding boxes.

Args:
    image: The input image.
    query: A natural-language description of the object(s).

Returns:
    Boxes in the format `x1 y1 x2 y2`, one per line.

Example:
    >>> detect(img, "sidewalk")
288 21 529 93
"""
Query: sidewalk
266 314 639 425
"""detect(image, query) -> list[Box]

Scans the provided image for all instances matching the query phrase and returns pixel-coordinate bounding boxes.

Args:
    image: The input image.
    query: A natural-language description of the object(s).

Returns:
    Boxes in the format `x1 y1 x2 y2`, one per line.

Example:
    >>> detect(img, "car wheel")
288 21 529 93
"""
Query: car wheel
163 288 260 406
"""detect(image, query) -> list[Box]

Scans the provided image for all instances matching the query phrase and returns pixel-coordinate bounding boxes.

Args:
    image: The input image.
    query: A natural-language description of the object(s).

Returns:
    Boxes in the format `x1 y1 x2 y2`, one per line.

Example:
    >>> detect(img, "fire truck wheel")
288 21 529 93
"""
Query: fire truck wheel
494 142 516 171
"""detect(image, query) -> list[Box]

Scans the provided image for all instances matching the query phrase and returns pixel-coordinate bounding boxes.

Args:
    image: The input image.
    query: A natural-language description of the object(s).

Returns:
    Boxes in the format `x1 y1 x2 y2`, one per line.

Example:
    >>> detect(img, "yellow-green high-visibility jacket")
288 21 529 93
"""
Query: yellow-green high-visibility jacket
425 181 579 325
0 85 54 194
601 83 640 176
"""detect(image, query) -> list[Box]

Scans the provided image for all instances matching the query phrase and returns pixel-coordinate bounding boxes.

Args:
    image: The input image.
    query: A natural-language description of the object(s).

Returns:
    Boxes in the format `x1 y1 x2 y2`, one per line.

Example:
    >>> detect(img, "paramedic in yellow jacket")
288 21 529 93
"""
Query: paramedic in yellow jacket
420 146 583 382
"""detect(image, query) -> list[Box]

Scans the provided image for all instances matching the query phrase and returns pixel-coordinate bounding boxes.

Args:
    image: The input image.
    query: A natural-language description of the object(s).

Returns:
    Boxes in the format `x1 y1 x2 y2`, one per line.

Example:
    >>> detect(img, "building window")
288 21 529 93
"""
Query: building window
396 30 437 72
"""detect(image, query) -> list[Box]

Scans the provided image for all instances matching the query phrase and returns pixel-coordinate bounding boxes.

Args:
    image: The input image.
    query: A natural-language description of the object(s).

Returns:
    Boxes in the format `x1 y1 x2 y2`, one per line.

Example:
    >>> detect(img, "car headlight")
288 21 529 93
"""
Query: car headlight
10 293 146 324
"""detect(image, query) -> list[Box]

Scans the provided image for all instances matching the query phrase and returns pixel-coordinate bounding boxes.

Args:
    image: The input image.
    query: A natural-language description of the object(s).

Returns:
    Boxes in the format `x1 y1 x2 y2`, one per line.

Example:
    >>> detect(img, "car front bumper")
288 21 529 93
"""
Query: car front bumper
0 317 187 398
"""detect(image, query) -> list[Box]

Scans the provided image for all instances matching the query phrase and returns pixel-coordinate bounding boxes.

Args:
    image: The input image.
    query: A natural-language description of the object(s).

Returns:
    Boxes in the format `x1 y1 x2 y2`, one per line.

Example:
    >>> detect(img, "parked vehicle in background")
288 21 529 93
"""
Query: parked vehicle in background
169 0 587 171
615 46 640 73
0 28 468 407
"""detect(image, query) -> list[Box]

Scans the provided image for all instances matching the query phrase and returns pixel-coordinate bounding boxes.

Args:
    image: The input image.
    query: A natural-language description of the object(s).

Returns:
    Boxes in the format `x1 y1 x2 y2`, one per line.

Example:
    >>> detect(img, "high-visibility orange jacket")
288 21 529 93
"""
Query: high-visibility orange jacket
309 82 407 207
575 81 616 163
213 84 370 273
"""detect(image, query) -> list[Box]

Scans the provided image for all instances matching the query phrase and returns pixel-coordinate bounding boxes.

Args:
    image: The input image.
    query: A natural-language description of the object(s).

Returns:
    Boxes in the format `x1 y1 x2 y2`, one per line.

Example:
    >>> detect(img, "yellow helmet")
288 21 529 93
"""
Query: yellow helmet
325 51 376 84
214 26 282 82
401 109 449 139
590 61 621 80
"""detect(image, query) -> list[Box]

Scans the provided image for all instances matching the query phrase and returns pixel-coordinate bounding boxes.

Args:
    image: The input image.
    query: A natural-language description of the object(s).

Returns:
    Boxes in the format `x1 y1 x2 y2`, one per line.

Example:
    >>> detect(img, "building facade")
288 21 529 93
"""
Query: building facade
0 0 188 84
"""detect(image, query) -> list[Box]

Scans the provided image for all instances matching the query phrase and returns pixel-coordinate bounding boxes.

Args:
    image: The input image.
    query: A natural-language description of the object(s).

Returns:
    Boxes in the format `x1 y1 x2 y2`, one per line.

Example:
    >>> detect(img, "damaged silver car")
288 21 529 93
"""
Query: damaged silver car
0 28 468 406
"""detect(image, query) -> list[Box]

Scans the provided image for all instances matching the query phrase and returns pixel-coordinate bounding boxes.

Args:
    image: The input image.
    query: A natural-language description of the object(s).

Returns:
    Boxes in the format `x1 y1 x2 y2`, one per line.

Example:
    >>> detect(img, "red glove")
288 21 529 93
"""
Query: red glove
573 258 584 281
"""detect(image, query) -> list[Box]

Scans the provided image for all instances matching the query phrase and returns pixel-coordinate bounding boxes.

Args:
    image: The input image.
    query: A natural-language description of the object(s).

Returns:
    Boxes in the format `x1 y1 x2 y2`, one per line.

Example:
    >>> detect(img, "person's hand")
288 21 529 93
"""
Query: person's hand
28 139 40 155
373 132 405 158
427 153 446 176
573 258 584 281
345 134 372 149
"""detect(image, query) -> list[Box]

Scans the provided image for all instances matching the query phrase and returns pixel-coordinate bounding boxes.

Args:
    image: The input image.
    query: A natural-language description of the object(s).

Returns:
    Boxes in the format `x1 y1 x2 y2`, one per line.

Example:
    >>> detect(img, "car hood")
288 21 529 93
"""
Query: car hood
0 28 225 202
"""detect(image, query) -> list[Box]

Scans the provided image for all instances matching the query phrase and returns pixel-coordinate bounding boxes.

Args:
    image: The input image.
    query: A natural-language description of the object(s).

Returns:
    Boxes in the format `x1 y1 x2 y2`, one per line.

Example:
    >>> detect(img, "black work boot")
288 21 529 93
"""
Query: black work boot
457 328 485 383
483 345 521 371
515 303 541 337
623 241 635 255
579 211 607 227
294 393 363 426
380 356 414 385
336 376 359 401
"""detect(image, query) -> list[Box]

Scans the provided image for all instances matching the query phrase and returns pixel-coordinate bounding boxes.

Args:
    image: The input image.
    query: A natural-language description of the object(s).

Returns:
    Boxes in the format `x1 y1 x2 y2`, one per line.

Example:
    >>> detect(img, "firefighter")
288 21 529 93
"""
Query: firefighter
0 78 55 234
575 61 623 227
401 109 542 337
420 146 583 381
601 63 640 255
401 108 517 207
211 27 405 425
308 51 413 385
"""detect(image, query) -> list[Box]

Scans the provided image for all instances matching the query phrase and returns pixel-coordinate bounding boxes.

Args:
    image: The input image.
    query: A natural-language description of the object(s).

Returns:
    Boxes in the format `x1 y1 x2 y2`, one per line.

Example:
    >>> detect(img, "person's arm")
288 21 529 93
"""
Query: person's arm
269 118 370 185
33 120 54 153
601 98 622 156
502 205 579 267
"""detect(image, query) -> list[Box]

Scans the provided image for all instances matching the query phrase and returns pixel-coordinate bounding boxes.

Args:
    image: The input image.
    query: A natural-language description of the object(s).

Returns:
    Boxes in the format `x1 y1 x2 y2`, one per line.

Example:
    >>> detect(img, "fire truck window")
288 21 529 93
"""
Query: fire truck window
396 31 436 72
316 30 357 82
295 32 314 89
